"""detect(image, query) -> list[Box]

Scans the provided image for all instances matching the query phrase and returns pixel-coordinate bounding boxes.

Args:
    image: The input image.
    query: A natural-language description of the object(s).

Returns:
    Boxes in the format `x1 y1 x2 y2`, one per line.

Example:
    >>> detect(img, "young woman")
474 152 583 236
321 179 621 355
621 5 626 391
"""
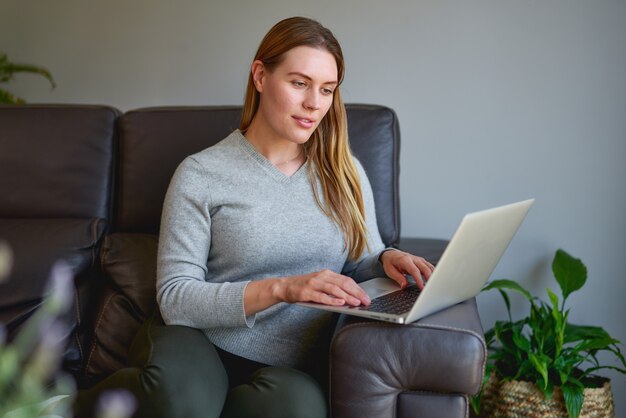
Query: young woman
156 16 434 418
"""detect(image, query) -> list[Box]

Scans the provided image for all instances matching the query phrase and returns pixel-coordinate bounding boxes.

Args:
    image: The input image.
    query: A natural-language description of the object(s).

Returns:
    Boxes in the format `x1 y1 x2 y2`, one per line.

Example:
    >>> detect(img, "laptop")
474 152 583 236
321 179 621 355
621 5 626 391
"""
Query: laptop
298 199 534 324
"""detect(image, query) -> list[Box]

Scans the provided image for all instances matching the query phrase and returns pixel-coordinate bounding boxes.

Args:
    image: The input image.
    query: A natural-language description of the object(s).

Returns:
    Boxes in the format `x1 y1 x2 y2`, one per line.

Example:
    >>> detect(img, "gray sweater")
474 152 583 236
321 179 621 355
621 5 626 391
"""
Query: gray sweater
156 130 386 369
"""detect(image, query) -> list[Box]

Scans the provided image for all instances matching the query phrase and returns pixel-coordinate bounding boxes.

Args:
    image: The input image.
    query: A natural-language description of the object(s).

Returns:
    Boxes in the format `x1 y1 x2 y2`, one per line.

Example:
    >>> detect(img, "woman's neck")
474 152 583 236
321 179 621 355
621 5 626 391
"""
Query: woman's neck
243 121 305 168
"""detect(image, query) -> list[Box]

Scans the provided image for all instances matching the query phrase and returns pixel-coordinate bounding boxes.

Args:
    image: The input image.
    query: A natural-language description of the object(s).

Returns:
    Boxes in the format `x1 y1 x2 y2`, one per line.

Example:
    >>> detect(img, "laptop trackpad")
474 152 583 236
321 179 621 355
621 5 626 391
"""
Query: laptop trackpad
360 277 402 299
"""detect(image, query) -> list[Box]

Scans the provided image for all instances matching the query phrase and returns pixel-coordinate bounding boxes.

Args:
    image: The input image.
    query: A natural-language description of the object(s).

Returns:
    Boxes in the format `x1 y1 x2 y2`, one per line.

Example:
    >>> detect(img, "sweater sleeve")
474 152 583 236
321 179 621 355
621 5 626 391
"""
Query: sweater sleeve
341 159 390 282
156 156 255 329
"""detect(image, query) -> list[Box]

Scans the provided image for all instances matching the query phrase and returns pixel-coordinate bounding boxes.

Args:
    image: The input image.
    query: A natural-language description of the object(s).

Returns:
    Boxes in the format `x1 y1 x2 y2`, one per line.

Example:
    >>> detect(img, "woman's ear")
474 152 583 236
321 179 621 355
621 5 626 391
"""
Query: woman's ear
251 60 266 93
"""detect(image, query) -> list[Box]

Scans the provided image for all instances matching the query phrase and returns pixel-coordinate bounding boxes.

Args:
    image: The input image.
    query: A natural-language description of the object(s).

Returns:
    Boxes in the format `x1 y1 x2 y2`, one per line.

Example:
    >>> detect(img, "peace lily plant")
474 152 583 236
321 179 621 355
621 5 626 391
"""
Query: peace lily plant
475 249 626 418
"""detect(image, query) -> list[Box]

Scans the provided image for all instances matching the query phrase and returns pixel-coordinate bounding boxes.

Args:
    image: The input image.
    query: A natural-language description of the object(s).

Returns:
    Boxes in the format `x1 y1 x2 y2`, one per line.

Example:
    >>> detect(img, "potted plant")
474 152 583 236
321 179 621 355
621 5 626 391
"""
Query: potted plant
474 249 626 418
0 51 55 104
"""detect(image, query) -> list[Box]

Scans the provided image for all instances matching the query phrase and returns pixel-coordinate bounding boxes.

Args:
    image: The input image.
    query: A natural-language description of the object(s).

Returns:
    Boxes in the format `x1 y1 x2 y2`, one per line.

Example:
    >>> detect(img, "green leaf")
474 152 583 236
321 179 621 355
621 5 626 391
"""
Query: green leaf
581 364 626 378
0 52 55 105
512 331 531 353
562 383 584 418
529 352 549 390
498 289 512 320
483 279 534 301
555 354 583 385
564 324 610 344
575 337 620 353
547 287 560 314
0 87 25 104
552 249 586 302
608 344 626 369
544 380 555 400
1 63 56 88
547 288 564 356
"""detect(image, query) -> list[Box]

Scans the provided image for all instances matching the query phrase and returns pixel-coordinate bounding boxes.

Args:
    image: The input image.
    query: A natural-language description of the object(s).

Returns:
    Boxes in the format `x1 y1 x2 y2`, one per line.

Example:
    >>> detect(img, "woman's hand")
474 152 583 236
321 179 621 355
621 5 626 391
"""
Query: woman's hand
276 269 370 307
244 270 370 317
379 249 435 290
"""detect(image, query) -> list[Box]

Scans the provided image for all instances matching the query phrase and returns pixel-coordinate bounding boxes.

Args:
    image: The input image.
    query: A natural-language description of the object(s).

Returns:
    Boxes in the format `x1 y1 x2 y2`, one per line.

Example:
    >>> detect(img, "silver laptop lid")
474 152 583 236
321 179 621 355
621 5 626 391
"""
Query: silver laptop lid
406 198 534 323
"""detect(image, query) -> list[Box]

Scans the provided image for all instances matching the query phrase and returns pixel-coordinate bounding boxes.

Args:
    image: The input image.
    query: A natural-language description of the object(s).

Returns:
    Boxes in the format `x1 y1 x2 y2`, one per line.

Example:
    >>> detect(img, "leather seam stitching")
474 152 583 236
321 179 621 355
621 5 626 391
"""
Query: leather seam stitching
85 291 116 373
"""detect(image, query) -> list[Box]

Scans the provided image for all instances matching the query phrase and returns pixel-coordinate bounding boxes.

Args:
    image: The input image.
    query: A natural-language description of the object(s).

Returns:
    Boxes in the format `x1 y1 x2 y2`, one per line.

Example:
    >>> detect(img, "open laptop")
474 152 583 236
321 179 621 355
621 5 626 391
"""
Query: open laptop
298 198 534 324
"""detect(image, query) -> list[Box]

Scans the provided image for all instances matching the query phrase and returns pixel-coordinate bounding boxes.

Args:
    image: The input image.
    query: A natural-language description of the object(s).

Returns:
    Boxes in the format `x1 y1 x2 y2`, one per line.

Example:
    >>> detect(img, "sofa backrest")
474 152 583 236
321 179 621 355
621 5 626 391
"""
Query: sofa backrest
112 104 401 243
0 105 118 364
0 105 118 220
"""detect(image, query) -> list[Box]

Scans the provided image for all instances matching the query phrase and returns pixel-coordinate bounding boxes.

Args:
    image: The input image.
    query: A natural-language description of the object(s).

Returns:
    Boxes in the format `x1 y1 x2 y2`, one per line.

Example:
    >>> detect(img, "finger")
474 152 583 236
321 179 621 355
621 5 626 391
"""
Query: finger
300 285 347 306
319 293 346 306
407 256 434 282
324 272 370 305
410 270 425 290
399 258 426 289
325 282 363 306
417 258 434 280
385 266 410 289
422 259 436 279
325 278 370 306
340 279 371 306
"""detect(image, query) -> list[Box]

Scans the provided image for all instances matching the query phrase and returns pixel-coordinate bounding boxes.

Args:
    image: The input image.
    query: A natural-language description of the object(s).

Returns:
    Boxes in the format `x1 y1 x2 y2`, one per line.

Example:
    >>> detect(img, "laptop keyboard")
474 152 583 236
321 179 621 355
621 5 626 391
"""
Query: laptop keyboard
354 285 421 315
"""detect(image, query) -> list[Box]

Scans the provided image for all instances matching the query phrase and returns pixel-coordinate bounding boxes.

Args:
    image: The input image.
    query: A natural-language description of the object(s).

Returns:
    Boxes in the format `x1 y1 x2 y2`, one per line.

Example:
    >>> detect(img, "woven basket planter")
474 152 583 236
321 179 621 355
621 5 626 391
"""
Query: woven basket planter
480 373 615 418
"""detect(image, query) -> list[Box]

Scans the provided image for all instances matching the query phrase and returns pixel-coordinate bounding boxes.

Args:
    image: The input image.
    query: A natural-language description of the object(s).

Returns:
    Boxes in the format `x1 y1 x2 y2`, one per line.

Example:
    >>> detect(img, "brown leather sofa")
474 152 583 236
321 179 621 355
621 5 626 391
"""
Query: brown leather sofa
0 104 486 417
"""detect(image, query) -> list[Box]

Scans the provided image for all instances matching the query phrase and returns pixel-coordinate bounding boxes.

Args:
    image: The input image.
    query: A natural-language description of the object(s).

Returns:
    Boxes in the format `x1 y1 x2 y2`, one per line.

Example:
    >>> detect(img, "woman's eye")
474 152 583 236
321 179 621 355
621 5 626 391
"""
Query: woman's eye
292 81 306 88
322 88 334 95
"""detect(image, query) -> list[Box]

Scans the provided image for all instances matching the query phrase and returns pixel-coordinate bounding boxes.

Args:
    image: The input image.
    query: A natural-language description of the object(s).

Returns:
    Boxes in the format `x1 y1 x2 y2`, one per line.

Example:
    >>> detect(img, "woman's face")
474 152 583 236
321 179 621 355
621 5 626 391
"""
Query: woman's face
252 45 338 145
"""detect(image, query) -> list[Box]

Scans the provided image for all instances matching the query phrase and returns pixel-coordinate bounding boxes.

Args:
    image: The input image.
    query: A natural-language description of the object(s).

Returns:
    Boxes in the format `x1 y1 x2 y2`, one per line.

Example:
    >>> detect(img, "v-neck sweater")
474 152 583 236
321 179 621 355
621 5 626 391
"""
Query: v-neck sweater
156 130 386 369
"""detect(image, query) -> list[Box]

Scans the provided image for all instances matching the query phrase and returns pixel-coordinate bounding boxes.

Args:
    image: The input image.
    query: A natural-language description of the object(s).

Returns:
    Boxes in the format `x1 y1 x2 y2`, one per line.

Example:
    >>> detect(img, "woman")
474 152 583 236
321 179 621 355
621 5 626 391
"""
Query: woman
157 16 434 418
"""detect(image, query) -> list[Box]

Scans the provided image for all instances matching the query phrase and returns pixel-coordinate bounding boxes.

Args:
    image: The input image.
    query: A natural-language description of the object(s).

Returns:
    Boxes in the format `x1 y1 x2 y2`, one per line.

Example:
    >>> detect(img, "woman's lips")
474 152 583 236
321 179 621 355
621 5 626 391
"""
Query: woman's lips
293 116 315 129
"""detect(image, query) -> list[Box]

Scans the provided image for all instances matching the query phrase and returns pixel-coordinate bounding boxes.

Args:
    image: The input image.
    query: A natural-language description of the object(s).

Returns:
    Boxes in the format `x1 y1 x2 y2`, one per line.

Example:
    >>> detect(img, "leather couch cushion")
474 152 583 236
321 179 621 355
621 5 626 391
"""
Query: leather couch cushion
0 105 119 219
85 233 158 380
116 107 242 233
0 218 105 339
345 104 400 247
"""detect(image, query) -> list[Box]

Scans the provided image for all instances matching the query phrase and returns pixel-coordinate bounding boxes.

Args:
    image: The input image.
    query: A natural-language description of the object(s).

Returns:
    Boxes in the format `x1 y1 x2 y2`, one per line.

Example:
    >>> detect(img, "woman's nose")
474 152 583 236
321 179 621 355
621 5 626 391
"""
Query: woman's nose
303 91 321 110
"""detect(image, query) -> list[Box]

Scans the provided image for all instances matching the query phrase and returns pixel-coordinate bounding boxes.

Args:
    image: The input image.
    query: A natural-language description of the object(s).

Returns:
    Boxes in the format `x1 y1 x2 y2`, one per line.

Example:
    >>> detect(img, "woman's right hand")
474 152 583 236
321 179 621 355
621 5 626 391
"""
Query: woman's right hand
244 270 370 316
276 269 371 307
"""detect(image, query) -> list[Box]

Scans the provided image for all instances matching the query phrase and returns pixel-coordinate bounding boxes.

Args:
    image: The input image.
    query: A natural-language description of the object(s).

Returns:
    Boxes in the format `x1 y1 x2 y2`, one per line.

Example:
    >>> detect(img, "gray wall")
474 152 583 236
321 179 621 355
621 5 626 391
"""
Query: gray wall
2 0 625 413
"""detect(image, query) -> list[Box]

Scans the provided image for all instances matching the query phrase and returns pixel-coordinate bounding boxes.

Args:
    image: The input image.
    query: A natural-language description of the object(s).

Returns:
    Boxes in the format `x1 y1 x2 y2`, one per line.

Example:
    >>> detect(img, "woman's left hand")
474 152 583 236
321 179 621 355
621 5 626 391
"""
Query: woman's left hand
379 250 435 290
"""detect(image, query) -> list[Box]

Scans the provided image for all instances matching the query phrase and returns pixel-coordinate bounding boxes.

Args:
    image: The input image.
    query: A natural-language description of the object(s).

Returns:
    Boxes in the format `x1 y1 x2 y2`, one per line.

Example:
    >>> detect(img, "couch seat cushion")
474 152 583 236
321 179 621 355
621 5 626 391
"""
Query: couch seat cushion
85 233 159 380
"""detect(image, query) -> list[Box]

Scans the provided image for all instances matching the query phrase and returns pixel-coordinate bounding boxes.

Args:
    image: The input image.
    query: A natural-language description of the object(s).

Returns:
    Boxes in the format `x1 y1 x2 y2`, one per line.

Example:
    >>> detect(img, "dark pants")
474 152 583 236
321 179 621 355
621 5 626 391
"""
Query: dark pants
74 314 328 418
216 346 327 418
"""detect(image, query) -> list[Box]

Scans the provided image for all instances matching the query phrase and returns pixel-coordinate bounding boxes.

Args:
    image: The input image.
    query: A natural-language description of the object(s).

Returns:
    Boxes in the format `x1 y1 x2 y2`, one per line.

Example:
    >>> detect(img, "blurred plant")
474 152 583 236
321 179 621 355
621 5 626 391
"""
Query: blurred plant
0 242 74 417
0 52 56 104
0 241 137 418
473 249 626 418
95 390 137 418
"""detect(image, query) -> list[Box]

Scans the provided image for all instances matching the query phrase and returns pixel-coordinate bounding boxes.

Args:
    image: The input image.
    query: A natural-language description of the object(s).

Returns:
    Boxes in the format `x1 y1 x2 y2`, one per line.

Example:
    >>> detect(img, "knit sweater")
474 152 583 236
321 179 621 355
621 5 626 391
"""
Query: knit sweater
156 130 386 369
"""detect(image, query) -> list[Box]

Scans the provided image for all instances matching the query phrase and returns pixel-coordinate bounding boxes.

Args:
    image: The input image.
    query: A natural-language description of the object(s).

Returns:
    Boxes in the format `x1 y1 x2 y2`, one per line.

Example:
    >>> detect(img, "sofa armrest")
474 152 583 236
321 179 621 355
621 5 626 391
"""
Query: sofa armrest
73 314 227 418
330 298 486 418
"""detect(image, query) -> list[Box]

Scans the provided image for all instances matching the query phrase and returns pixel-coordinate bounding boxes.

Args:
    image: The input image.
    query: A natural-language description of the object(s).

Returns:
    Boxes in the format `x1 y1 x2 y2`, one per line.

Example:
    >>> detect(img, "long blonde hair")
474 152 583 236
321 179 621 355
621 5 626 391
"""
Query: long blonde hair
240 17 368 260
